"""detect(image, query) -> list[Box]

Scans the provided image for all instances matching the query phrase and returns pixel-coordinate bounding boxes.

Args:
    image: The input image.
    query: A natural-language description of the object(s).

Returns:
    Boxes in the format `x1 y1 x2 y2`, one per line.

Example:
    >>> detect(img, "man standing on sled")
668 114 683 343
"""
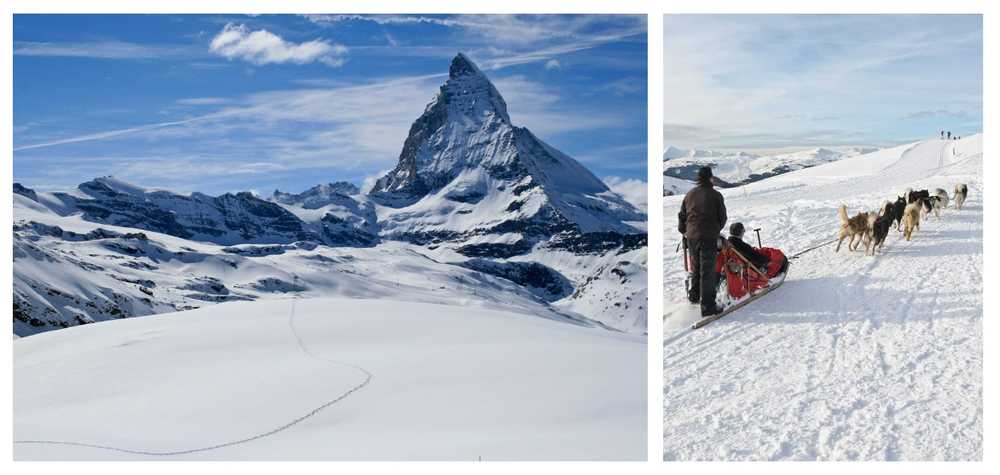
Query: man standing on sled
678 166 727 317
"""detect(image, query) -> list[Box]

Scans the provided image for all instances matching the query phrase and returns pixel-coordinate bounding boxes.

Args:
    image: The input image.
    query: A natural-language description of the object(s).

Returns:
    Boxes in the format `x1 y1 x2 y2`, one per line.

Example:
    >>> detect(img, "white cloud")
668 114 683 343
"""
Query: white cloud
901 109 974 121
306 14 644 48
384 32 399 47
597 77 643 96
176 97 231 106
12 113 234 152
209 23 348 67
663 15 982 149
603 176 648 213
544 59 561 70
360 169 391 194
491 75 624 136
305 14 645 72
14 41 188 59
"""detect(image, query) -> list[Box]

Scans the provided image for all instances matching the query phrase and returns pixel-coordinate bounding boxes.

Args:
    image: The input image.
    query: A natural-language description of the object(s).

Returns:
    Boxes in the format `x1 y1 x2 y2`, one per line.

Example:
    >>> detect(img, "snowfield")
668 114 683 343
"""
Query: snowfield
663 135 982 460
15 298 645 460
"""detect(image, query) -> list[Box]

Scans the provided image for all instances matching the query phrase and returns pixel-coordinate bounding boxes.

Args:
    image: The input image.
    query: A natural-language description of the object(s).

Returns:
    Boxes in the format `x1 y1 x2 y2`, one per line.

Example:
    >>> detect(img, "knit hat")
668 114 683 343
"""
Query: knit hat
697 166 713 184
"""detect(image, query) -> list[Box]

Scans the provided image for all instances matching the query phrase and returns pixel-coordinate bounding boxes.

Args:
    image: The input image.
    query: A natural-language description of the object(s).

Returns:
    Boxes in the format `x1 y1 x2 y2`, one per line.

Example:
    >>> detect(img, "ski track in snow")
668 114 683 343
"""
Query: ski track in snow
14 294 374 457
664 137 982 460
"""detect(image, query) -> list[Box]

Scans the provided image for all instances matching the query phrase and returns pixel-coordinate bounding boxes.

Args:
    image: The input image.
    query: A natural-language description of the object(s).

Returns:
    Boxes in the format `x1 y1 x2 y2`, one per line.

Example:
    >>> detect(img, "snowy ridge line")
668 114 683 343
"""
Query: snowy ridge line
14 290 374 457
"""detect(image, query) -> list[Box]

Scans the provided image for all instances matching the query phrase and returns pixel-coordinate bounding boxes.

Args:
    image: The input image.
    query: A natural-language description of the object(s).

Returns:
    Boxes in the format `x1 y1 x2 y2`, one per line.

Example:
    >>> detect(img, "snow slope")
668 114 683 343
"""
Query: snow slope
13 195 588 336
15 298 645 460
663 175 696 197
663 135 982 460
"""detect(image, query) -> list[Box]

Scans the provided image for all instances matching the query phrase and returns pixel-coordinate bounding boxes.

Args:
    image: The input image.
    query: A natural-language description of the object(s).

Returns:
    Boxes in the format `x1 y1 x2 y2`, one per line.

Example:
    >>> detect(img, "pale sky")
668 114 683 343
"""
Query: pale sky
664 14 982 151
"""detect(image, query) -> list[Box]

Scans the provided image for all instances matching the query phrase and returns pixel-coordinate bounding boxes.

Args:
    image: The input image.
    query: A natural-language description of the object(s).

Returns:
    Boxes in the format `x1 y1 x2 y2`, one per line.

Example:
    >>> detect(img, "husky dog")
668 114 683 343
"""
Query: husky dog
890 196 907 231
866 204 893 255
934 188 950 208
902 201 922 241
920 196 943 218
954 183 968 210
917 196 936 219
908 189 930 204
929 195 945 217
836 204 870 252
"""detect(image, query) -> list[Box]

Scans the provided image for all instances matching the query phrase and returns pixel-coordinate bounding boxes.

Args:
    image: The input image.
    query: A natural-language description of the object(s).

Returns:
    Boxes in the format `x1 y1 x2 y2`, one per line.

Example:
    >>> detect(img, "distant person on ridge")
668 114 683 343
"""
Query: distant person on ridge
941 130 945 139
678 166 727 317
948 131 952 140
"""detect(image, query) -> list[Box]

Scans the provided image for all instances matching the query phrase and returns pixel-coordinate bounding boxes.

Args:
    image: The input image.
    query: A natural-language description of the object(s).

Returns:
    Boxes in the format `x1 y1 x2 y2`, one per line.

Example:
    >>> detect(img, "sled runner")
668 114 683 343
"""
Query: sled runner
691 240 788 329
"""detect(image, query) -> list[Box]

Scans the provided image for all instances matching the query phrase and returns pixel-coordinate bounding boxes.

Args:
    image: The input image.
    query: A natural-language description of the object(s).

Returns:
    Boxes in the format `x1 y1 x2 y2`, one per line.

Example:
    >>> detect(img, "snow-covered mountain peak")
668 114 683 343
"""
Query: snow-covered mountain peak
272 181 360 208
370 53 643 248
369 54 518 204
79 175 151 197
664 146 758 161
449 52 482 78
441 53 510 125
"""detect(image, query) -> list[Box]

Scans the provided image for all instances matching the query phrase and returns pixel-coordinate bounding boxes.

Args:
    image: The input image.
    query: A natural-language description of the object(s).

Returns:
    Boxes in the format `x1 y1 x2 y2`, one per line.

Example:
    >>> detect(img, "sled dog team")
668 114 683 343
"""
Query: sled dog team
836 183 968 256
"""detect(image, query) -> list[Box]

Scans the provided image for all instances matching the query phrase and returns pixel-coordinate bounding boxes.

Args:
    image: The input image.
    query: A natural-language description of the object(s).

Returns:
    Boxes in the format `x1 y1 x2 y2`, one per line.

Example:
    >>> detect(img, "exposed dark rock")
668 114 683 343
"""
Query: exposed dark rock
458 259 572 301
546 231 647 255
13 183 37 201
456 240 534 259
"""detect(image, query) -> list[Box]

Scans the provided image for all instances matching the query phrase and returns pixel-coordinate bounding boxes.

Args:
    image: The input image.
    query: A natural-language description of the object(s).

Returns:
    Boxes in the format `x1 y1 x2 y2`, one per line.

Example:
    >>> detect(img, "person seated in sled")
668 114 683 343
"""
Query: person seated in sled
726 222 770 272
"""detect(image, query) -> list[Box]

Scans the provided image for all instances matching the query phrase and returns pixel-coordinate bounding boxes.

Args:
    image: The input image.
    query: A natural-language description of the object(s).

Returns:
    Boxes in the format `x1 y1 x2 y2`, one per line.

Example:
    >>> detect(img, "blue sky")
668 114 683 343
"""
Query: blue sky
664 14 983 152
14 14 647 195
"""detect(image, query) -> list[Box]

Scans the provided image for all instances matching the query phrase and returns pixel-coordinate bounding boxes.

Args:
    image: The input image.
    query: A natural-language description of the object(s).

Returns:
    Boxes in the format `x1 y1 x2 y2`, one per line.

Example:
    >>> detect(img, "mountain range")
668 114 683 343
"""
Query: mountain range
13 54 648 337
663 145 879 194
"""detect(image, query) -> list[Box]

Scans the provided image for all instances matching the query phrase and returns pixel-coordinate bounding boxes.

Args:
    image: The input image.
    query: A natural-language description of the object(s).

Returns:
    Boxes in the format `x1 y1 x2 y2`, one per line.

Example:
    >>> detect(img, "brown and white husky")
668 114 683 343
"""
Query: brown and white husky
836 204 871 252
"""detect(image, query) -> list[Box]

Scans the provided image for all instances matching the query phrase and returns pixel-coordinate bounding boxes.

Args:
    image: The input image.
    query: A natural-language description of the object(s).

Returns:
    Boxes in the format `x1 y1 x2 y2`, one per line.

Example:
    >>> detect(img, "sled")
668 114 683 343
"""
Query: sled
691 241 789 330
691 271 786 329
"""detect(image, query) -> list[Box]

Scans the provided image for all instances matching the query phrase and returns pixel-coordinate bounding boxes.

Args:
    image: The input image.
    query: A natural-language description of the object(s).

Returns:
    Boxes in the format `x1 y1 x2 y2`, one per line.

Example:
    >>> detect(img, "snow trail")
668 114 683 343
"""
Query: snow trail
15 293 375 457
664 136 982 460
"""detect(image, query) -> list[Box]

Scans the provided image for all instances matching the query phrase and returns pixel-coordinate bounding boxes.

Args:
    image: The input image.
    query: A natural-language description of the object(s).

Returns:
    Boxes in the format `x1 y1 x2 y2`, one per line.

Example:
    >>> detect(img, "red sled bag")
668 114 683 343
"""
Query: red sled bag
715 244 787 300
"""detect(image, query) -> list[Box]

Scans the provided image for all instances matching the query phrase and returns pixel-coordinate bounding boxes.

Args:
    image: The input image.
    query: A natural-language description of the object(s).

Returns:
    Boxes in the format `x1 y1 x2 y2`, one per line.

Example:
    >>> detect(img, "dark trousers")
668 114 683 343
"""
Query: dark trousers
688 238 719 315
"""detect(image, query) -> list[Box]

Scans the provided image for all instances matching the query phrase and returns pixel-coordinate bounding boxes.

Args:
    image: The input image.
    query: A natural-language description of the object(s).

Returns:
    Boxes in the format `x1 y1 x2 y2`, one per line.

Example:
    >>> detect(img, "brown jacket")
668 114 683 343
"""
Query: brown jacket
679 184 727 241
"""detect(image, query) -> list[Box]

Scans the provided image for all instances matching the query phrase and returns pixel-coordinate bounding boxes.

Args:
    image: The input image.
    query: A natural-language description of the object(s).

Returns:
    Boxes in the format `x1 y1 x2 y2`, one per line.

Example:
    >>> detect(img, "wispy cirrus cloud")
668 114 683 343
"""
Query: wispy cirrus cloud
305 14 634 45
900 109 974 121
209 23 348 67
305 14 645 70
13 112 236 152
15 68 623 155
664 15 982 150
14 40 192 59
176 97 231 106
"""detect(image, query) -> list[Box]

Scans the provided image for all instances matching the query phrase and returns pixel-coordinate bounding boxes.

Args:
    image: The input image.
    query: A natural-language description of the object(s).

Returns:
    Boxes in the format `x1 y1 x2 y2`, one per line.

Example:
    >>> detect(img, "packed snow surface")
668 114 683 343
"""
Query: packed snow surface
663 136 982 460
15 298 645 460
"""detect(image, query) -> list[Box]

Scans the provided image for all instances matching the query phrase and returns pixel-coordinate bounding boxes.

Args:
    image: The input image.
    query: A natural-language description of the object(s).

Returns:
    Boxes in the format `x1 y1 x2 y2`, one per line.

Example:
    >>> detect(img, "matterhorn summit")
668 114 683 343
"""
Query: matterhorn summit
372 53 645 261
